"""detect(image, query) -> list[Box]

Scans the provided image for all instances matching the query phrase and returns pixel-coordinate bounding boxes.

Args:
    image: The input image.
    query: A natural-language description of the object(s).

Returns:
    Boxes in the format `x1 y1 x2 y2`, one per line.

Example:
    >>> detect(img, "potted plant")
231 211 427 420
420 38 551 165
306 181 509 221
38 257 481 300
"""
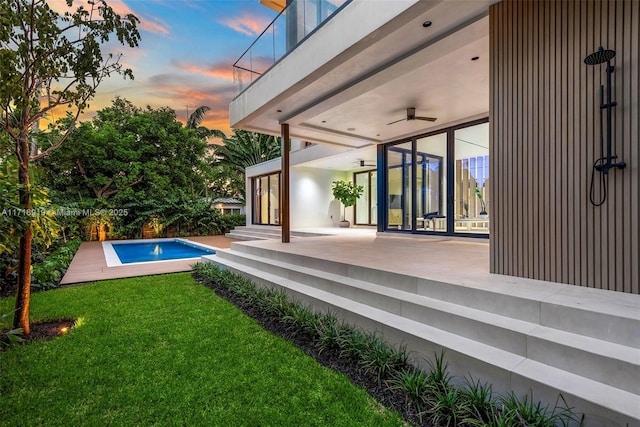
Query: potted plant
474 187 488 218
332 180 364 227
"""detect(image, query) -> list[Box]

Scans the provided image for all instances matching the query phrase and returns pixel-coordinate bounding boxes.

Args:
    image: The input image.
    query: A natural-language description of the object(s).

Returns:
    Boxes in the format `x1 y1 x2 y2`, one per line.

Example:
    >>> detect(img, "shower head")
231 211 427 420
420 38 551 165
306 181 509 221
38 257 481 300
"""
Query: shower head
584 47 616 65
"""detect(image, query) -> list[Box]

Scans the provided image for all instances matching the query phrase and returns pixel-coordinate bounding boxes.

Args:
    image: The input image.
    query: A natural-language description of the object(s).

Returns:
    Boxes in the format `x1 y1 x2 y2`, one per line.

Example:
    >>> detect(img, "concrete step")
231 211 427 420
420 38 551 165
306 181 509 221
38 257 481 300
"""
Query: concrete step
202 253 640 427
227 243 640 348
212 249 640 396
227 226 327 241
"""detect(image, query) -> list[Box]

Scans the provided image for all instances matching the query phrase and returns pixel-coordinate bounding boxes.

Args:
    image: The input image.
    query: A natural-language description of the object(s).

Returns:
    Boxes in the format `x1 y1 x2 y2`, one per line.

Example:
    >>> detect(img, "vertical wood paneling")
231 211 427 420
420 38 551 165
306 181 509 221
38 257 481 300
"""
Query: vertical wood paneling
489 0 640 293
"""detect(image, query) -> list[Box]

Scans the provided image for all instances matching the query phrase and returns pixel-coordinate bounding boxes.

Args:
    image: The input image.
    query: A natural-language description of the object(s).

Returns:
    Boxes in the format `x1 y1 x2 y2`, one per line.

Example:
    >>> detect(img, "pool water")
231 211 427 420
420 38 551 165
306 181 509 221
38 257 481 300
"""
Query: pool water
111 240 215 264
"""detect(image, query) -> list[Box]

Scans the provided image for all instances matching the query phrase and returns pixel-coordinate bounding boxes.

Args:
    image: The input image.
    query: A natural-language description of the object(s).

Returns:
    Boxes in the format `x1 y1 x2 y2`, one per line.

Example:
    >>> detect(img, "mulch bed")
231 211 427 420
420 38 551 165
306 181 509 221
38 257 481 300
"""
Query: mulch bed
193 272 429 427
1 318 76 350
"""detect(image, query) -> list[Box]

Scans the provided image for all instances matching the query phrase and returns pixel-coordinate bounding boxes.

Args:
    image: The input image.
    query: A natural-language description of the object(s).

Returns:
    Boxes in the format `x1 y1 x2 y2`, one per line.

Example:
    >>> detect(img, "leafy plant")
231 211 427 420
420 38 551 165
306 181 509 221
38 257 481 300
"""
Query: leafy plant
428 385 469 427
499 391 583 427
0 310 24 349
426 350 452 394
331 180 364 221
337 328 370 362
359 334 409 384
281 301 319 338
460 376 496 425
31 239 81 291
388 367 430 421
315 311 348 354
474 187 488 214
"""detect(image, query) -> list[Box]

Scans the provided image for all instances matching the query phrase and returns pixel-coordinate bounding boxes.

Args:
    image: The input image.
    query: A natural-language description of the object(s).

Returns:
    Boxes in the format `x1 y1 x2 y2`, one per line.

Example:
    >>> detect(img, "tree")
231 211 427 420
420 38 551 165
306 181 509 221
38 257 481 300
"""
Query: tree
44 98 212 237
215 130 281 198
186 105 225 140
0 0 141 333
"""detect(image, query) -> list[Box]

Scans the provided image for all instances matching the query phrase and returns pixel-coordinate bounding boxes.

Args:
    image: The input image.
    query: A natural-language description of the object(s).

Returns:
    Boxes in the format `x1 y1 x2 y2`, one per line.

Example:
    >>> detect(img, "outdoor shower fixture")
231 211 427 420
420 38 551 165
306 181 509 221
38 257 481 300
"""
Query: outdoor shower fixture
584 46 626 206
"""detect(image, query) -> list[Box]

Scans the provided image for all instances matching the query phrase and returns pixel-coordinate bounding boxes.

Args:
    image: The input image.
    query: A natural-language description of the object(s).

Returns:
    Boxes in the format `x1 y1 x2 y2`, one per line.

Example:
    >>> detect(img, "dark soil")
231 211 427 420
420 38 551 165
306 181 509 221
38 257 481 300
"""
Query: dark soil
1 318 76 350
193 273 429 427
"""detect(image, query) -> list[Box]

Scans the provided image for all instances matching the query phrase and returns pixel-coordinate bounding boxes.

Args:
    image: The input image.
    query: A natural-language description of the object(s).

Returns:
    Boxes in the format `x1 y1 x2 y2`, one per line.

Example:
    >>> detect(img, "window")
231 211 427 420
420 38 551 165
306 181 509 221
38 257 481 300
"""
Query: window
354 170 377 225
252 172 281 225
382 119 489 236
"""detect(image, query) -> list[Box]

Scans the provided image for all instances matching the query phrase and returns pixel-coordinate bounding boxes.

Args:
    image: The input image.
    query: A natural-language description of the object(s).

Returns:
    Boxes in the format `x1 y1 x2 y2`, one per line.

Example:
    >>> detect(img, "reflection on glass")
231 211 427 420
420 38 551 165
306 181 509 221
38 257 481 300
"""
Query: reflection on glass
253 172 281 225
387 142 412 230
415 134 447 232
234 0 349 93
454 122 489 234
354 170 377 225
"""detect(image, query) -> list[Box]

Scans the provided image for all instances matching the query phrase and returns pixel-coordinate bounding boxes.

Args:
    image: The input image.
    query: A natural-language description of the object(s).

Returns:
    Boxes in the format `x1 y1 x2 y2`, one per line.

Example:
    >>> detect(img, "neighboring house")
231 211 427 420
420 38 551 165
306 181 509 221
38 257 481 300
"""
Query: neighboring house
211 197 245 215
226 0 639 424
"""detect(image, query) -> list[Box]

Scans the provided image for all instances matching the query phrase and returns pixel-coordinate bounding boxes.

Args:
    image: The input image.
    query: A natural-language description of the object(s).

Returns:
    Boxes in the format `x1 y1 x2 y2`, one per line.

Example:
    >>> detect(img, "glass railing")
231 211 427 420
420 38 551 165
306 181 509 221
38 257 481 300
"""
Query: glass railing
233 0 350 95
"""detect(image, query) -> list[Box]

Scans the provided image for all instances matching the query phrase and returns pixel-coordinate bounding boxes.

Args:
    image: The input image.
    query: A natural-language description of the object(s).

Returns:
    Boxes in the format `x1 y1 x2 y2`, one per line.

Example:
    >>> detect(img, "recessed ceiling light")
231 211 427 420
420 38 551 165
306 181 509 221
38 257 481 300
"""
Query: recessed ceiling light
322 120 326 123
471 56 480 61
277 109 282 112
347 127 356 131
422 21 432 28
376 134 380 137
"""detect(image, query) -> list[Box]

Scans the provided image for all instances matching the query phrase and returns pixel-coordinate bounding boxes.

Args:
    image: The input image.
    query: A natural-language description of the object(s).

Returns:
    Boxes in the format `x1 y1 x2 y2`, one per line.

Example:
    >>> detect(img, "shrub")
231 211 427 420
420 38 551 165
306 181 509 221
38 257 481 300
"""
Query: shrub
460 376 496 425
499 391 583 427
388 367 430 421
31 239 81 291
0 310 24 349
359 334 409 384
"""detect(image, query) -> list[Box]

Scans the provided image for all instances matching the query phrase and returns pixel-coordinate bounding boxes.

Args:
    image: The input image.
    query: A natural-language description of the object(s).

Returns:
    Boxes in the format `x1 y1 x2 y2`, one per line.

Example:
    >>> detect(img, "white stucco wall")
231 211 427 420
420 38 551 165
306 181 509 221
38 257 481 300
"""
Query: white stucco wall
290 167 351 228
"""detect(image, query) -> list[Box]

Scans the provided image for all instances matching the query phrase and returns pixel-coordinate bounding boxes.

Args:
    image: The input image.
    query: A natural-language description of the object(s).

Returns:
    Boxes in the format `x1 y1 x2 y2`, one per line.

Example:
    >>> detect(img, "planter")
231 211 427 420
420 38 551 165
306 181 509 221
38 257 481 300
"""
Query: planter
478 212 489 219
339 220 351 228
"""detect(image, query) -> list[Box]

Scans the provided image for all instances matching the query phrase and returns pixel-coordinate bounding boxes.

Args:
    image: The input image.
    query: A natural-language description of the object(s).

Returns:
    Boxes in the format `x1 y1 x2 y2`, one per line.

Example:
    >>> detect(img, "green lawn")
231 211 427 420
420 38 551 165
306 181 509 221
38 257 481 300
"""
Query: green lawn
0 274 405 426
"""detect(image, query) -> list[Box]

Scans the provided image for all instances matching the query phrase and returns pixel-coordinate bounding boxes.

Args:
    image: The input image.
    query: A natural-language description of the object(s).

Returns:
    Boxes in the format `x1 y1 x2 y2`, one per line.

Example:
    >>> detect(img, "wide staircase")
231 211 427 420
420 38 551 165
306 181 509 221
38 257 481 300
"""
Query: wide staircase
226 225 326 241
203 241 640 427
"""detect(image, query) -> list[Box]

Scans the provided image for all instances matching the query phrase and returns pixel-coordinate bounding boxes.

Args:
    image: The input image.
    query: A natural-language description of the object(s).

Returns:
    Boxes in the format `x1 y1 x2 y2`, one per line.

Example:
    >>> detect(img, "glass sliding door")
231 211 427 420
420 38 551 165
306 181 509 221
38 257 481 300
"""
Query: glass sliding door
354 170 377 226
387 142 412 230
454 122 490 234
415 133 447 232
382 118 489 237
252 172 281 225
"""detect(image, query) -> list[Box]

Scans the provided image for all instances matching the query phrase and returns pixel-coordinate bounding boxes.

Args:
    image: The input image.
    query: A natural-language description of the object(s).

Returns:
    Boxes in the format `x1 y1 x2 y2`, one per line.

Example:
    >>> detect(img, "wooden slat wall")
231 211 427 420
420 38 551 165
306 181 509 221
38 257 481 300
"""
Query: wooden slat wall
489 0 639 293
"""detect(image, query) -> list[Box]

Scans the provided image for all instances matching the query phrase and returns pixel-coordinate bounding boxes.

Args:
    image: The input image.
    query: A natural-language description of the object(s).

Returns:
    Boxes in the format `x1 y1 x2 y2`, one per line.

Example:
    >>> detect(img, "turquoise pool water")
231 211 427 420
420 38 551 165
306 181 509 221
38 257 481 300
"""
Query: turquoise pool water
111 240 215 264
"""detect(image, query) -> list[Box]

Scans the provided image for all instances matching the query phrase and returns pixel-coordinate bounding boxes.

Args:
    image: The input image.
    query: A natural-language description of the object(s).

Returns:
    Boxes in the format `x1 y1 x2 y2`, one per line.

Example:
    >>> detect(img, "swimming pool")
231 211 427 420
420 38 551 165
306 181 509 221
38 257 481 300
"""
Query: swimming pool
103 239 216 266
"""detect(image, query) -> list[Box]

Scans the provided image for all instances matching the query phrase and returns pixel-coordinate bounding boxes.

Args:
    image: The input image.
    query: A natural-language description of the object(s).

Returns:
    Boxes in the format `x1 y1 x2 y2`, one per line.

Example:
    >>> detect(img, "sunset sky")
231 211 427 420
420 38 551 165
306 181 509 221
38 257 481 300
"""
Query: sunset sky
49 0 279 138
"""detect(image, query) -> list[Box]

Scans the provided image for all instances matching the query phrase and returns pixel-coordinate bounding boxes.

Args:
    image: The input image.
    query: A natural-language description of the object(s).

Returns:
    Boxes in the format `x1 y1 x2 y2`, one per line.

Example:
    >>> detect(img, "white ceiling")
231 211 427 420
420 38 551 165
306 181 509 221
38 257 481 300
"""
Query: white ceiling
233 1 492 170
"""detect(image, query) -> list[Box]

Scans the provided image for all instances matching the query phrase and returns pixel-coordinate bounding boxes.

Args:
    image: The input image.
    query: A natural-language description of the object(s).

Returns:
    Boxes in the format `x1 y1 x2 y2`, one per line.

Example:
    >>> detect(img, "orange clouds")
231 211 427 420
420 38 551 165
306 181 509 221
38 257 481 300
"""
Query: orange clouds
220 14 272 37
171 60 234 81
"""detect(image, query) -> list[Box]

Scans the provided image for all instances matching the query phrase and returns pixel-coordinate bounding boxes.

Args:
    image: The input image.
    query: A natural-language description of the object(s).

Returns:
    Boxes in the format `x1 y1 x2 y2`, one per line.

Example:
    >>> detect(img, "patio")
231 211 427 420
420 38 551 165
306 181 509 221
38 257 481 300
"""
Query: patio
60 235 238 285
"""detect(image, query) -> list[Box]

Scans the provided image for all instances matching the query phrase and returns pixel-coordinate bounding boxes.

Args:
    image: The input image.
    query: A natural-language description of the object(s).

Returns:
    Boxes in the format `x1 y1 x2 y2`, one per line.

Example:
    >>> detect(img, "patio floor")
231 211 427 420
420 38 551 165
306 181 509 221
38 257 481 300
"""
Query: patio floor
229 231 638 316
60 236 238 285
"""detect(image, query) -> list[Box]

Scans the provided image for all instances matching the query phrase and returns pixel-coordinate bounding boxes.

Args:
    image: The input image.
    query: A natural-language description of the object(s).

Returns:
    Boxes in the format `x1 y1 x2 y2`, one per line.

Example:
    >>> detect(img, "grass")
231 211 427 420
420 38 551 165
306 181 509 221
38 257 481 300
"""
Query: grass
0 273 405 426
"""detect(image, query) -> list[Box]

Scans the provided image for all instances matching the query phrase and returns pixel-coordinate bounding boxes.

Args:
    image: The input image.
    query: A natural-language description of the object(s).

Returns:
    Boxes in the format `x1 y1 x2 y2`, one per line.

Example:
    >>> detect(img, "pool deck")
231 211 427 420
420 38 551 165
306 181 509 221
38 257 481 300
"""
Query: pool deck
59 236 237 285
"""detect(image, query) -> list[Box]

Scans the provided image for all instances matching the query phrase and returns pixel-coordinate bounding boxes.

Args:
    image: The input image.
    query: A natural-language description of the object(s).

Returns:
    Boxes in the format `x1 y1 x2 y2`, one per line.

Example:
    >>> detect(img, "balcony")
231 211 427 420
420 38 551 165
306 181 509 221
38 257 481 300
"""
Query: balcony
233 0 350 95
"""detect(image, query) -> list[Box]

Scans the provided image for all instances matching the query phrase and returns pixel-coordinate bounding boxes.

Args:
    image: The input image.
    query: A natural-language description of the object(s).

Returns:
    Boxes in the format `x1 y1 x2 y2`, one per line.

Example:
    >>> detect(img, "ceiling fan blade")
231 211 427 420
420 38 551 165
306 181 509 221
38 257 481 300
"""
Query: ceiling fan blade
386 118 406 125
415 116 437 122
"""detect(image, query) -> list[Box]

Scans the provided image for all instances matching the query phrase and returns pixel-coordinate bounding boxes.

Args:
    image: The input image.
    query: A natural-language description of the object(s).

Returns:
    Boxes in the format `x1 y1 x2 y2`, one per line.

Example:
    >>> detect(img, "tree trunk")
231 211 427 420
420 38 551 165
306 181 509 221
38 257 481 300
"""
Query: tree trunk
14 131 32 335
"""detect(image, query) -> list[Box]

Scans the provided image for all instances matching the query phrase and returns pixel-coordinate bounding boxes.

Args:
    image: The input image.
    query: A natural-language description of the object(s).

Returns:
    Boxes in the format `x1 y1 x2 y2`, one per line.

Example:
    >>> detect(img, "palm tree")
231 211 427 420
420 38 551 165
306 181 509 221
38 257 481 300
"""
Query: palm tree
214 130 281 198
217 129 281 173
186 106 225 140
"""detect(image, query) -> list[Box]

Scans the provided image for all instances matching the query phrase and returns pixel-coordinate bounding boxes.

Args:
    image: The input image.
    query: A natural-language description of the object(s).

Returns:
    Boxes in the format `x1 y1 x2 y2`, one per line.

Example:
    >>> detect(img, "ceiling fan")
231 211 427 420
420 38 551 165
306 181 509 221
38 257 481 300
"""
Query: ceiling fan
386 107 437 125
356 160 375 167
